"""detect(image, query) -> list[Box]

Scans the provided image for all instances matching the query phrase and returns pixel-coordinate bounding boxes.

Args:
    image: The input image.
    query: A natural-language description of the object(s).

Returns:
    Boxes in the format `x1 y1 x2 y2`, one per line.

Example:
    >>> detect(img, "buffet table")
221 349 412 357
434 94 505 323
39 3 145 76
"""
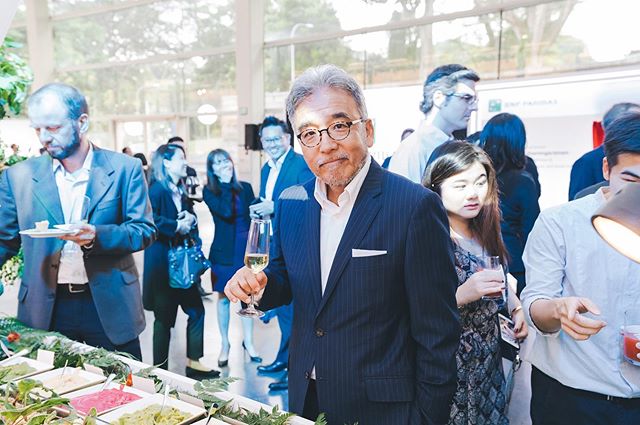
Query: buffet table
0 318 316 425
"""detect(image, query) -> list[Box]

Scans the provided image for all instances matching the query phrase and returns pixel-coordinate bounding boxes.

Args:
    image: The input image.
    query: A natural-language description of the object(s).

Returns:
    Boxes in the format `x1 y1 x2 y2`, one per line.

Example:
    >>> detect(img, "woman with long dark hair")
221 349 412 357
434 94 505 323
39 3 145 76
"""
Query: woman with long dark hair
143 144 219 379
481 113 540 295
424 141 528 425
203 149 262 368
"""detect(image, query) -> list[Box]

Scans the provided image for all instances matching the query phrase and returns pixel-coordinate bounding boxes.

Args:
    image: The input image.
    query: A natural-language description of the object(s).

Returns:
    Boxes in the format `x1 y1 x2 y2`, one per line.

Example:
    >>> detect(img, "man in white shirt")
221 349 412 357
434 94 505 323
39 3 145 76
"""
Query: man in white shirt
251 116 314 390
0 83 156 358
389 64 479 183
225 65 460 425
522 111 640 425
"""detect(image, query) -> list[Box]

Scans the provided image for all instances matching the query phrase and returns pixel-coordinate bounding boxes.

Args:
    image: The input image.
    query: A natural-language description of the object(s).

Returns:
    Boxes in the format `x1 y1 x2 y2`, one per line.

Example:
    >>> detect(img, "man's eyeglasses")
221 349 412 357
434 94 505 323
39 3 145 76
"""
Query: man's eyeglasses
261 136 283 145
296 119 366 148
448 93 478 106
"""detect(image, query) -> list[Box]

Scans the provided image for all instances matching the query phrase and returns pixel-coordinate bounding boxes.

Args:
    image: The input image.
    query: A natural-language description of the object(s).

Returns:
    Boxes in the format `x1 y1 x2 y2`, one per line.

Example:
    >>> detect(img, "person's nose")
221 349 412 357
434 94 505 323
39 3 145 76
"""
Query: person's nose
317 131 338 154
38 128 53 144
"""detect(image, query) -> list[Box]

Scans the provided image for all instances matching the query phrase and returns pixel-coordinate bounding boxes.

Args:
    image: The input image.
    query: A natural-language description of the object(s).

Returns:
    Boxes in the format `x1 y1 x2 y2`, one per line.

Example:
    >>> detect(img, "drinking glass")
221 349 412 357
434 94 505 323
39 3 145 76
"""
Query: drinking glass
479 255 505 302
622 310 640 366
65 195 91 254
238 219 270 318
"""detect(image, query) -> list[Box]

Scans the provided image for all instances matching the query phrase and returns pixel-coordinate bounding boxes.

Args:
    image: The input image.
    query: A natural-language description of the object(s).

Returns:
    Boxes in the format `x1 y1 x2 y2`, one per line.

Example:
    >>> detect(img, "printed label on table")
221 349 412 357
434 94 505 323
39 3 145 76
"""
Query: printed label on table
36 349 55 366
131 375 157 394
83 363 105 376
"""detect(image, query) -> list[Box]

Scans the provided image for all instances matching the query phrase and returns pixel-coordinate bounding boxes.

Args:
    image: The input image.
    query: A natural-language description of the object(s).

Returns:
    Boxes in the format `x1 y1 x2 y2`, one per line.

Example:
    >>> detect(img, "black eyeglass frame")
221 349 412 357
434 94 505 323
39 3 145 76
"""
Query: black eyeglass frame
296 118 367 148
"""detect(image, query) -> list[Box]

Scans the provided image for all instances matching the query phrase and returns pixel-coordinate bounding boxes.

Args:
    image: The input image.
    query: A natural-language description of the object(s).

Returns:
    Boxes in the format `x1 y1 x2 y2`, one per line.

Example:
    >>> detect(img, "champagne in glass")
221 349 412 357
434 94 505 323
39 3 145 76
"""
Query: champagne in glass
238 219 270 318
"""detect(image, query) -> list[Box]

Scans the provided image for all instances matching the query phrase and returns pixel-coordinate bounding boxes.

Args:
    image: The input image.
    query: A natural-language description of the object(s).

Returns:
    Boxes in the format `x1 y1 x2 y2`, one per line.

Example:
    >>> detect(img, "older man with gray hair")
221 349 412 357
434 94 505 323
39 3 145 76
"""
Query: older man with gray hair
225 64 460 424
389 64 480 183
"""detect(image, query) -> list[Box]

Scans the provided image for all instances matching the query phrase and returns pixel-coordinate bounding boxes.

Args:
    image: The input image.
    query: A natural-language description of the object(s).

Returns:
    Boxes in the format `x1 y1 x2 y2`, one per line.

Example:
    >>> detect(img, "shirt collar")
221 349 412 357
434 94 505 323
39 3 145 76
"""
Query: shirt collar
267 147 290 170
314 154 371 210
52 144 94 176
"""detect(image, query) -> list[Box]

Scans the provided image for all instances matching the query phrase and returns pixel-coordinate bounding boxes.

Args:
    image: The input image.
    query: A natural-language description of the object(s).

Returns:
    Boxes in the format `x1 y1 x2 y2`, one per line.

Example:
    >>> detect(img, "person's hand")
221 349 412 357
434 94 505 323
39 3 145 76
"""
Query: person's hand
512 309 528 339
249 204 262 219
456 269 505 305
251 200 274 218
553 297 606 340
59 223 96 247
224 266 267 304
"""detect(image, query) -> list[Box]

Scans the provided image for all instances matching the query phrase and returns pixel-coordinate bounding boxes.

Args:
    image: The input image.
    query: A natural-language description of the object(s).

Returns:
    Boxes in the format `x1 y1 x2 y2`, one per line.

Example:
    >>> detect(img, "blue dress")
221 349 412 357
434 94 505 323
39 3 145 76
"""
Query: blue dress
211 193 249 292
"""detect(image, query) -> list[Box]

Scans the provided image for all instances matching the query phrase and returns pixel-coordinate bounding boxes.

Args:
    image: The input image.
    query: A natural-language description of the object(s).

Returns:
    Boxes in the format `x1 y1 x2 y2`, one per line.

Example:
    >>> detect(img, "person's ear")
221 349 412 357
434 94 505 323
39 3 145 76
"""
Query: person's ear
364 118 375 148
78 114 90 134
433 90 446 109
602 156 610 181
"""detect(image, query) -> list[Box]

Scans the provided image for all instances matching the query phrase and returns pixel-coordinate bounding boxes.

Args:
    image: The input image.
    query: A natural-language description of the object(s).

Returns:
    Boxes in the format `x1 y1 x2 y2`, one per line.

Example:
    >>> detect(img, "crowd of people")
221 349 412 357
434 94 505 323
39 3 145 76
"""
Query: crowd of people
0 60 638 425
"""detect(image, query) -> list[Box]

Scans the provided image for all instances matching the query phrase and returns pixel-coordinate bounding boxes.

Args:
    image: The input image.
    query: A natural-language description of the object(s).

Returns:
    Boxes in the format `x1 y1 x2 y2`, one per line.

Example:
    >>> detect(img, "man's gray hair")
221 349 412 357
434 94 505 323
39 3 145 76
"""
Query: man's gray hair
286 64 368 128
420 67 479 115
28 83 89 120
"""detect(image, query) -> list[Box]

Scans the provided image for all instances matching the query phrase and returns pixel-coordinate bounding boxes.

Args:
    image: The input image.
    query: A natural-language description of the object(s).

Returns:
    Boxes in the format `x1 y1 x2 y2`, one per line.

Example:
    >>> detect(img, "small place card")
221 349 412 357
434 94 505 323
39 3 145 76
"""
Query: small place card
0 340 12 358
178 392 205 408
36 349 55 366
83 364 105 376
131 375 157 394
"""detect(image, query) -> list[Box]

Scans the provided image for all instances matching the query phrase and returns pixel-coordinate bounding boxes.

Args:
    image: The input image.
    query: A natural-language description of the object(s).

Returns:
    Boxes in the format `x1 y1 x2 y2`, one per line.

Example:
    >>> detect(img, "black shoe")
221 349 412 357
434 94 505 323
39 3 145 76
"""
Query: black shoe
257 361 287 373
217 359 228 368
242 342 262 363
268 377 288 391
198 285 213 297
186 367 221 380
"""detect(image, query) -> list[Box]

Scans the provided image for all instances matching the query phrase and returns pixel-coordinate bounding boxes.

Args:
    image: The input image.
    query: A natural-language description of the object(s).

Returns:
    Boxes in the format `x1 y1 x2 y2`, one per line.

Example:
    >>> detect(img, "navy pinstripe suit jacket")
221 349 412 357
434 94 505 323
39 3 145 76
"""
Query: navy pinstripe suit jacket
260 160 460 425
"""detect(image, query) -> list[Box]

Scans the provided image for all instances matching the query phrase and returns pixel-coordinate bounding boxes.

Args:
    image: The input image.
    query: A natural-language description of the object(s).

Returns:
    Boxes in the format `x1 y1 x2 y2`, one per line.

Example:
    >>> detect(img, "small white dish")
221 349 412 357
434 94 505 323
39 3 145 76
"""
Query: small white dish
19 228 76 238
98 392 206 425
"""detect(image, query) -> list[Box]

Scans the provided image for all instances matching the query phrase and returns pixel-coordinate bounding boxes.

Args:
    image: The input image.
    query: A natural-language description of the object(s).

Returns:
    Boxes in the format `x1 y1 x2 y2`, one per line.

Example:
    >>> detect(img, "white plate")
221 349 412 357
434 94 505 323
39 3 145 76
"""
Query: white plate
99 392 206 425
0 357 54 383
191 417 228 425
19 228 76 238
27 367 106 396
66 382 151 416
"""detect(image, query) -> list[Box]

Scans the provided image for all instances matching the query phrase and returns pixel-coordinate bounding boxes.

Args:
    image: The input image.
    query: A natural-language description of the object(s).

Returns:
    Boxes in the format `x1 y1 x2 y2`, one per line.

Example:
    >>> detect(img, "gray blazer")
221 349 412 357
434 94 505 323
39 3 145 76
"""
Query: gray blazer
0 147 157 345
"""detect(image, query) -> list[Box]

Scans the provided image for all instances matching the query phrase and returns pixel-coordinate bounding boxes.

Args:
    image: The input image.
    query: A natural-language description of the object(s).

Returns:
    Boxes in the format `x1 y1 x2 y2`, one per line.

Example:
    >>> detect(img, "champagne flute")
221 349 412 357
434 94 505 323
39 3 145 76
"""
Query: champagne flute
238 218 270 318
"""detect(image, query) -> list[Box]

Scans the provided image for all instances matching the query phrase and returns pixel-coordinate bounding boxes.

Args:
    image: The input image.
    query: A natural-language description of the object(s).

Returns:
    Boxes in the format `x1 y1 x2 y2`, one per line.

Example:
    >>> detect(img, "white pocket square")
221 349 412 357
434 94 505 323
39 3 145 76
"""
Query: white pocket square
352 249 387 258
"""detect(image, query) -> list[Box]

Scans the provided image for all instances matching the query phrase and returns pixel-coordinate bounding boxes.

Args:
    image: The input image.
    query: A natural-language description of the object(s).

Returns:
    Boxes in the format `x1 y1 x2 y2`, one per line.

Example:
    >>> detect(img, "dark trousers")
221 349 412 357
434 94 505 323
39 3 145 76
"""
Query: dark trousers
302 379 320 421
153 302 204 369
50 286 141 359
274 302 293 364
531 366 640 425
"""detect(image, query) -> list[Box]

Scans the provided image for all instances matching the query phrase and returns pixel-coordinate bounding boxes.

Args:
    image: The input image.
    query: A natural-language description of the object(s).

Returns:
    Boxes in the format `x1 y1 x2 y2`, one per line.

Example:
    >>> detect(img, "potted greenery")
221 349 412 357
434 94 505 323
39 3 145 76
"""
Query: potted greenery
0 36 33 293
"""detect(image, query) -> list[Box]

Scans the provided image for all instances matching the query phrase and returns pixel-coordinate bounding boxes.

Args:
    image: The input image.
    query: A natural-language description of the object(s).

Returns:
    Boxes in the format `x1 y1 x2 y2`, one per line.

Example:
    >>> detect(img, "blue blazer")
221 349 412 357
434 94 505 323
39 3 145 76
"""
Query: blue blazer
260 161 460 425
0 147 156 345
568 145 605 200
203 181 254 265
258 149 314 204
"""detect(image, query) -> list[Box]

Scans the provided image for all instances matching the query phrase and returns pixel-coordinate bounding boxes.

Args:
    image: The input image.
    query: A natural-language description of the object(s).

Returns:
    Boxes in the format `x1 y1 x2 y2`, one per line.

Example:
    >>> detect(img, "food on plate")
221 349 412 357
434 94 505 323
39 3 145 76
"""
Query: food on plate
38 371 90 394
109 404 190 424
70 387 142 415
0 362 36 383
34 220 50 231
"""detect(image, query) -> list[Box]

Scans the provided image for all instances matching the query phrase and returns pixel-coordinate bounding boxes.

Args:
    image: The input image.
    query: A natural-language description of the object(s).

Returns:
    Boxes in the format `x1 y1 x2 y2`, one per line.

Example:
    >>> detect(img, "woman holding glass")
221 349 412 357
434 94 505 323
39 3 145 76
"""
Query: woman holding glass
423 141 528 425
143 143 219 379
203 149 262 367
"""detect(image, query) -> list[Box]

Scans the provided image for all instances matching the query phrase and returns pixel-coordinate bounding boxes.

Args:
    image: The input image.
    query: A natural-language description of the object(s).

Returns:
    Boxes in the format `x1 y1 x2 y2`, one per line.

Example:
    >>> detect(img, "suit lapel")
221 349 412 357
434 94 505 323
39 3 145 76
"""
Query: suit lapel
85 147 115 221
302 182 323 309
259 164 270 198
315 162 384 318
32 156 65 225
272 150 294 200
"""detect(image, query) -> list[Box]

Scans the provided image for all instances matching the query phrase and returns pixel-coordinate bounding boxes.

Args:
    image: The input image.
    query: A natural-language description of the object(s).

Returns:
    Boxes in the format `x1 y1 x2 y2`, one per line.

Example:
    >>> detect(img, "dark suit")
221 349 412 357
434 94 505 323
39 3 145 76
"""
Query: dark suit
0 147 156 351
497 168 540 295
143 181 205 366
568 145 604 200
260 160 460 425
259 149 314 366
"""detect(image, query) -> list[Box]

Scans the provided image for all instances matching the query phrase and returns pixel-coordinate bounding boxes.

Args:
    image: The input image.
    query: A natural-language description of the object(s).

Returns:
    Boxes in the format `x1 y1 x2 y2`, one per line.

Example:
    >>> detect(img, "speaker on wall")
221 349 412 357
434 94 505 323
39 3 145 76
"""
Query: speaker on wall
244 124 261 151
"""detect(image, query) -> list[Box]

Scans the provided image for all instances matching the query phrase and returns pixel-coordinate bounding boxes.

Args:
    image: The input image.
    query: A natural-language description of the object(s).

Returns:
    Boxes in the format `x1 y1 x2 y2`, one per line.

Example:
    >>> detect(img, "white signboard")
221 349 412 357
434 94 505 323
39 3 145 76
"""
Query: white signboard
0 0 19 43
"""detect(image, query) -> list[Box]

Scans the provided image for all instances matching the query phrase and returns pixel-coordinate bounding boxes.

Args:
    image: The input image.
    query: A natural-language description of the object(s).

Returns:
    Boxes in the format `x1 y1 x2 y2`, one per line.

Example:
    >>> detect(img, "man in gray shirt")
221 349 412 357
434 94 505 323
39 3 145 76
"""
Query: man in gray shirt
388 64 479 183
522 111 640 424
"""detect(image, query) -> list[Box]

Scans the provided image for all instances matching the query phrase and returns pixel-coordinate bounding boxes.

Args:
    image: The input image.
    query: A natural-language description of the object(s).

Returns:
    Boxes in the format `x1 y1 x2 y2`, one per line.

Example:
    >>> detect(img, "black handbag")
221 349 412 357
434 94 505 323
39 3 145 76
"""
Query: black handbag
168 237 211 289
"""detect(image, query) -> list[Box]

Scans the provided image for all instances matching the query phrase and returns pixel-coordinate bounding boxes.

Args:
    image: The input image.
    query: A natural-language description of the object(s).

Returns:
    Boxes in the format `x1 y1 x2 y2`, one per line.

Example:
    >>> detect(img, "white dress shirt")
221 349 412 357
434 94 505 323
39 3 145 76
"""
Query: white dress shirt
265 147 290 202
310 155 371 379
388 121 452 184
521 188 640 397
54 147 93 284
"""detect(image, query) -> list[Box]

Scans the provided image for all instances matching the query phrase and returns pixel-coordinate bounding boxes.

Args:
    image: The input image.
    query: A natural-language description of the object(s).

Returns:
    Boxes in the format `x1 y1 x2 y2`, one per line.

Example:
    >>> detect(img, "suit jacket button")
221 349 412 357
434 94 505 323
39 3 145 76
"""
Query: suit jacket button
315 328 325 337
51 263 58 269
305 371 310 379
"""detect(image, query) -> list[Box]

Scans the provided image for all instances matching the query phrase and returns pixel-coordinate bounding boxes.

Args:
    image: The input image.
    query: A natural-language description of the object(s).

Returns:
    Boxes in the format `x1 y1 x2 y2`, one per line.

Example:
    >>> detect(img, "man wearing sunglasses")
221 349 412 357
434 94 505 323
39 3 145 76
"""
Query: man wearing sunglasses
389 64 480 184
